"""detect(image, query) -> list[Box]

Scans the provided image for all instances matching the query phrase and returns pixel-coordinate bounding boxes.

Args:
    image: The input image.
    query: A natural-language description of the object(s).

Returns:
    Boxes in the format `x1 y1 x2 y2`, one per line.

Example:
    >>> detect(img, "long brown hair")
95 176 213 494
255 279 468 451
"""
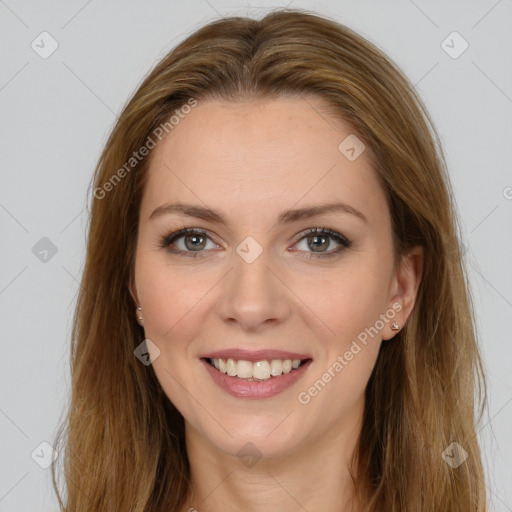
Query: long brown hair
51 8 487 511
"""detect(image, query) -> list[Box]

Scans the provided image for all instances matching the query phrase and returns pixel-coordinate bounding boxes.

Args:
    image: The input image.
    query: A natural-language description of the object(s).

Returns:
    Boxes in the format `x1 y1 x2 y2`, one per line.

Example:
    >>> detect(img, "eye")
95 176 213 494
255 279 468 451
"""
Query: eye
159 227 352 259
291 227 352 259
159 228 220 257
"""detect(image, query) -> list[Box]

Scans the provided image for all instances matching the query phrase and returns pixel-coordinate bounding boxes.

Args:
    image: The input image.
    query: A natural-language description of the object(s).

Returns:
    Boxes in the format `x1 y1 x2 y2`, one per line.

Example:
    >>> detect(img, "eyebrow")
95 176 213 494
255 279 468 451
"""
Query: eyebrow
149 201 368 225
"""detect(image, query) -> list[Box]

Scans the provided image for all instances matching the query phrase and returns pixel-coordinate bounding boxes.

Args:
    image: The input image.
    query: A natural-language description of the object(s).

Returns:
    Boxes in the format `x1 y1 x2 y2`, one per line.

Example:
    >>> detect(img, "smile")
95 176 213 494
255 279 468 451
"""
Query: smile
201 357 313 399
207 357 308 381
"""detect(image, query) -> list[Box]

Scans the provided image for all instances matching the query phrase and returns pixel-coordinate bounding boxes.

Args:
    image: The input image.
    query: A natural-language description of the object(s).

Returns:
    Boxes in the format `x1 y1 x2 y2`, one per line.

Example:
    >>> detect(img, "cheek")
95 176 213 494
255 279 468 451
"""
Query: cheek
135 254 207 343
296 261 390 343
297 275 386 414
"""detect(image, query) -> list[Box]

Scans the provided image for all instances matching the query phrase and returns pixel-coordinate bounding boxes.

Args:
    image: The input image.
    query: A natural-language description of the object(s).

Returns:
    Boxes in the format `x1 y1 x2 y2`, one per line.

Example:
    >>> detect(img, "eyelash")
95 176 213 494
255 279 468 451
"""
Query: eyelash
159 227 352 260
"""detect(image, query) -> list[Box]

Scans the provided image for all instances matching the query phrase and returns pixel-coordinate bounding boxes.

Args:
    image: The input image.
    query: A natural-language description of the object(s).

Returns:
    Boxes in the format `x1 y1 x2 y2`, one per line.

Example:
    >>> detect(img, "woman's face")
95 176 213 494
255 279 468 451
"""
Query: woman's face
132 96 420 462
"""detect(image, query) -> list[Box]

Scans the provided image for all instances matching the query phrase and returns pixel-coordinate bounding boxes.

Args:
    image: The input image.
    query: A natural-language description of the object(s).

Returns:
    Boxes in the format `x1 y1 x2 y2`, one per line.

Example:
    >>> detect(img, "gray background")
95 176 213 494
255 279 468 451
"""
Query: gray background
0 0 511 510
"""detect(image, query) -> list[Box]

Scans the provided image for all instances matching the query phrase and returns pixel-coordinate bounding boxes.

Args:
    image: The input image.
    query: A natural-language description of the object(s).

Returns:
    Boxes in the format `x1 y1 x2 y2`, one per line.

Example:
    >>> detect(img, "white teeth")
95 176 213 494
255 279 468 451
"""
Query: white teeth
270 359 282 376
237 360 253 379
226 358 237 376
282 360 292 373
253 360 271 380
210 358 306 380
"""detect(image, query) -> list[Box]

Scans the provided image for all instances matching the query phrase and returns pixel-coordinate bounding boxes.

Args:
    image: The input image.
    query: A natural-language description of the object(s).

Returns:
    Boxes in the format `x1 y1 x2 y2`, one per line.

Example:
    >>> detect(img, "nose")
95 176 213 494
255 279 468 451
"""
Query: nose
216 243 292 332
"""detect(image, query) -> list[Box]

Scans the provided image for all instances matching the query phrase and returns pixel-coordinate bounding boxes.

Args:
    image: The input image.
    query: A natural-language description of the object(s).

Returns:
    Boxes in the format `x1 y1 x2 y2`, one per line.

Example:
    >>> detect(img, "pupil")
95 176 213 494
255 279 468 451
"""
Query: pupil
186 235 205 251
309 235 328 252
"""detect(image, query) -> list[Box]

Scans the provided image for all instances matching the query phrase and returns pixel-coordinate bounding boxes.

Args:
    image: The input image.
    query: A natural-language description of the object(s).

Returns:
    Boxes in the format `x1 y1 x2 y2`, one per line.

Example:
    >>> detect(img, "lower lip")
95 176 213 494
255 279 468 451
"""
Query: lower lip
201 358 312 400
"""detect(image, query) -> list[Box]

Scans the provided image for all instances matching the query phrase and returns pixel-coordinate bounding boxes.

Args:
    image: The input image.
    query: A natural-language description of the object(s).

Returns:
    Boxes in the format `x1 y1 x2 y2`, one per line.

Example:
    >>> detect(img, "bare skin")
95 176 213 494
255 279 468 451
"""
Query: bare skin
130 96 423 512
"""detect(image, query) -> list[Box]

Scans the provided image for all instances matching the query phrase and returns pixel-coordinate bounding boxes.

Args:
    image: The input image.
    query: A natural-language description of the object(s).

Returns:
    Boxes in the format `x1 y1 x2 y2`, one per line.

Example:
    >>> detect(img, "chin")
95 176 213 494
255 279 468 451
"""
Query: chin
191 413 305 462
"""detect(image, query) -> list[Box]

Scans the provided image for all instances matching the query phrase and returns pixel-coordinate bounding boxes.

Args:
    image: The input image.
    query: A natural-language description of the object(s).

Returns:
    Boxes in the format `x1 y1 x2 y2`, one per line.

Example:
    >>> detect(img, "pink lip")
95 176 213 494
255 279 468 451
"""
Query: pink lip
199 348 311 363
201 358 313 400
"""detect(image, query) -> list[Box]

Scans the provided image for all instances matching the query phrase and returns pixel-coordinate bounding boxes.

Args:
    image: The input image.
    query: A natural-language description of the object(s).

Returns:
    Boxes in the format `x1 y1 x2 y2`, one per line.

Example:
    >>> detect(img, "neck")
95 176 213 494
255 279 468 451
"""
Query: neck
180 401 365 512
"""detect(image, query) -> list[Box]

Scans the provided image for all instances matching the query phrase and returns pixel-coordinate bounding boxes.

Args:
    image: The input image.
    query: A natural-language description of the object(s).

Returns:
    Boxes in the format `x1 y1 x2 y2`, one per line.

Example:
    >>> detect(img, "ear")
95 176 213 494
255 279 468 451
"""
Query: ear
128 274 139 306
129 277 145 326
383 245 424 340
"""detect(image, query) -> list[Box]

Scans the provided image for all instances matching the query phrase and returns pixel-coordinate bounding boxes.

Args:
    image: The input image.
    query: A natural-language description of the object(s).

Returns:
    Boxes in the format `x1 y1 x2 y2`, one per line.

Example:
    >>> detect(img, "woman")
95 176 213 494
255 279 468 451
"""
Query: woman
52 8 487 511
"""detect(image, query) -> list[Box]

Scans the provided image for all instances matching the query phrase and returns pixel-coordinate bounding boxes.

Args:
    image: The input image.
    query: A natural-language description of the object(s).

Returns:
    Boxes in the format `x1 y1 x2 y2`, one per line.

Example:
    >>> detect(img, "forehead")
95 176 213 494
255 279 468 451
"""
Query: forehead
153 95 356 163
140 96 387 227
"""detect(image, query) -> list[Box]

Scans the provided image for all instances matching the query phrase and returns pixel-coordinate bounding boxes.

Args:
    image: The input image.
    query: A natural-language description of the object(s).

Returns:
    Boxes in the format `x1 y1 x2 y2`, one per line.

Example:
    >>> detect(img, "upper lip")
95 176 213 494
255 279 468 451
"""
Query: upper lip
199 349 312 363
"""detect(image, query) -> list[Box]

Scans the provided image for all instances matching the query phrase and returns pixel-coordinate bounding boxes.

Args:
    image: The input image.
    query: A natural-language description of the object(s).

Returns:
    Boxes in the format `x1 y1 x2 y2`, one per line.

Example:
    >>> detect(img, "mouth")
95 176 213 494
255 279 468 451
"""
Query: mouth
201 356 313 399
202 357 312 382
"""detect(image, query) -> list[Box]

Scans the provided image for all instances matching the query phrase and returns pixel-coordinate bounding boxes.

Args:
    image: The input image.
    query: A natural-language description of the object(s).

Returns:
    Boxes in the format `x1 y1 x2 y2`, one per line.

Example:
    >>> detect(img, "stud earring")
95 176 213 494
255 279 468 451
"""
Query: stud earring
137 306 143 321
391 321 400 331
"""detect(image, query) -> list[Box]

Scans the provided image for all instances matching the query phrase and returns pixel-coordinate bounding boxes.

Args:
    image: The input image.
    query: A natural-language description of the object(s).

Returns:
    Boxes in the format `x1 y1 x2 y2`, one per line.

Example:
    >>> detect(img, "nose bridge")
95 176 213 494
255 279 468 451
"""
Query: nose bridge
234 238 273 291
216 235 290 329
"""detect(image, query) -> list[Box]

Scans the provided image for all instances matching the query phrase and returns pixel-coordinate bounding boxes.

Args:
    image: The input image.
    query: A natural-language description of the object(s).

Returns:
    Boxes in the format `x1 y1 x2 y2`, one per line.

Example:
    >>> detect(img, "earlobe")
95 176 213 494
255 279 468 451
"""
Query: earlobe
136 306 143 324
